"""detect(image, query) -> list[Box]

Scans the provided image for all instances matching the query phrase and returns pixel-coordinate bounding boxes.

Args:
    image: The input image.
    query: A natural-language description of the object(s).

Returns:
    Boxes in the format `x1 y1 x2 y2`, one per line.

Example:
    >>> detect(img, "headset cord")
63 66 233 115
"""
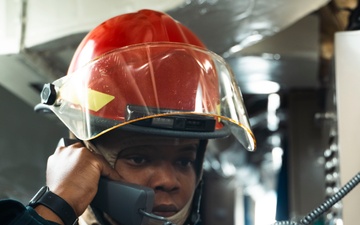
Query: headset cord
273 172 360 225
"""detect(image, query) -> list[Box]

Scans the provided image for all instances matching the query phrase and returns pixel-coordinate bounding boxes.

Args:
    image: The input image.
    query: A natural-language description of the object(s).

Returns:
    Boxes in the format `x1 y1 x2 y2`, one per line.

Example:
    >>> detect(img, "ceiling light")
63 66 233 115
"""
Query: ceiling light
246 80 280 94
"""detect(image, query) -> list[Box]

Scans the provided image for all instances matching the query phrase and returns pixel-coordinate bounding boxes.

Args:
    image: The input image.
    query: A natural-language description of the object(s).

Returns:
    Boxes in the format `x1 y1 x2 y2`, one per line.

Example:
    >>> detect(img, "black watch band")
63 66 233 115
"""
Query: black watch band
28 186 78 225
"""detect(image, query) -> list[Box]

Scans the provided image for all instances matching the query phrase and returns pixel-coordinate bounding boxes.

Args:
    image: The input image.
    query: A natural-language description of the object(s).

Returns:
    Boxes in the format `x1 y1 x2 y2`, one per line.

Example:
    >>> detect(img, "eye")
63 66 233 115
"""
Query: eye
127 156 148 165
177 158 195 168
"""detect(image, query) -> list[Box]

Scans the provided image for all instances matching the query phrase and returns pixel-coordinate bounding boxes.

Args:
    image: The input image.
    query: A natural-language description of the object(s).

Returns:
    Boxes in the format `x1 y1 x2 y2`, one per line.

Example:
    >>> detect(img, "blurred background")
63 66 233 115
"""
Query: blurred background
1 0 360 224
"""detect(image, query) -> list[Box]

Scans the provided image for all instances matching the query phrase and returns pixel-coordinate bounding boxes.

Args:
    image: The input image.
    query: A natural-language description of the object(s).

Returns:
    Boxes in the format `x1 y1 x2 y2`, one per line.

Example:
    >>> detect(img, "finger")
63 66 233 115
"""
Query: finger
95 154 122 181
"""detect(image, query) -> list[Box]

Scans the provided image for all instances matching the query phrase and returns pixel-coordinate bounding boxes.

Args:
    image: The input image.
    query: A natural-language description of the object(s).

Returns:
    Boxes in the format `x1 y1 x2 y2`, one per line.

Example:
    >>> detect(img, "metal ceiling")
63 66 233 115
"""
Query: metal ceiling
0 0 330 106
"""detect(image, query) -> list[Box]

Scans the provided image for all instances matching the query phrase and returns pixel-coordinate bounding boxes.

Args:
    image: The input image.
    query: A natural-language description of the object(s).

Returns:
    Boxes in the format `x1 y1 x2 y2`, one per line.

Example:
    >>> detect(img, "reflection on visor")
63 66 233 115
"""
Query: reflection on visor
37 43 256 151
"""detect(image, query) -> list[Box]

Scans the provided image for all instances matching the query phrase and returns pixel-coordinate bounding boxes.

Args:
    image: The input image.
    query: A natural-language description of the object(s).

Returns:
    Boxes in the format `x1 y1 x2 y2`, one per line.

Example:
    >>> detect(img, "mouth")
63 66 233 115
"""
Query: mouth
152 204 178 217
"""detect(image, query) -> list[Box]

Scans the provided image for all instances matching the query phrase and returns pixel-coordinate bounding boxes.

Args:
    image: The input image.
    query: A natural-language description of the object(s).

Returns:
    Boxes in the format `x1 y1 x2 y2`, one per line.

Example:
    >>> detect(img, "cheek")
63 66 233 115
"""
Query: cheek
182 174 197 198
114 161 150 185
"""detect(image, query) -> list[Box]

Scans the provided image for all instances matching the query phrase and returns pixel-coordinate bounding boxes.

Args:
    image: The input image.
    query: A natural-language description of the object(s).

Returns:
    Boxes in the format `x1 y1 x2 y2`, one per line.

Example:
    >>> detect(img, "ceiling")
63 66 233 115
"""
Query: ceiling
0 0 334 105
2 0 358 105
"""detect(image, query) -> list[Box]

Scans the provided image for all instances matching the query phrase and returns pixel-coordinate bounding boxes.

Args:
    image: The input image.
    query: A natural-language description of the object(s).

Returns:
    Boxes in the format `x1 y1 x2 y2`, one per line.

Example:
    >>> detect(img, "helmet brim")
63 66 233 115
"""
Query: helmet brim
117 122 231 140
35 102 230 139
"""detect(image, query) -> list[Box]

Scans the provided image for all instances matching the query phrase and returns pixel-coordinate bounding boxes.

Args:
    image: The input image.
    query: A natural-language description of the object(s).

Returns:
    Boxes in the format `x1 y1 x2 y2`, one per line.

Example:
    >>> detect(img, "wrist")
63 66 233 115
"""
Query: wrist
33 204 65 225
28 186 78 225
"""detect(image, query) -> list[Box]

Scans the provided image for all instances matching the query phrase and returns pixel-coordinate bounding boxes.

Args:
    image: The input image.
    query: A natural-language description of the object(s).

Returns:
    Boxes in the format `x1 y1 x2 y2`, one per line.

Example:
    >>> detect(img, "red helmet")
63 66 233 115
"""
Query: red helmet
68 9 206 73
36 9 256 151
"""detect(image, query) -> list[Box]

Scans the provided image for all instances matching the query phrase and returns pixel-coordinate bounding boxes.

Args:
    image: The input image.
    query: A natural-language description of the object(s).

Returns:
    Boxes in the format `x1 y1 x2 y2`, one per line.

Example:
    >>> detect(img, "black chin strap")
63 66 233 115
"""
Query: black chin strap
188 180 204 225
188 140 207 225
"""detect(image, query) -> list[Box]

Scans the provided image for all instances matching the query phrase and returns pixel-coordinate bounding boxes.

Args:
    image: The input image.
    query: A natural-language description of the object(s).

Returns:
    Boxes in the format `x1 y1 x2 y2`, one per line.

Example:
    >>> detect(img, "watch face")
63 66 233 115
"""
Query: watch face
29 186 49 206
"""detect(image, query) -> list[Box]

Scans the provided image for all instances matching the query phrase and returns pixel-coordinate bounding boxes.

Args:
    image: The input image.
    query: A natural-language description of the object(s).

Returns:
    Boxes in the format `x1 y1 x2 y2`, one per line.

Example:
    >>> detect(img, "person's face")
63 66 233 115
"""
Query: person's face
94 130 199 218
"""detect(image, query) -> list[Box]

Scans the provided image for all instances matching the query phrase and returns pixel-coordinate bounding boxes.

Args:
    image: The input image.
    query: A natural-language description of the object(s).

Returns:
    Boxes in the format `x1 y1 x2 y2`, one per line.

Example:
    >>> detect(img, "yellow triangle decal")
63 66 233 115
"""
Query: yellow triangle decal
60 85 115 112
87 89 115 112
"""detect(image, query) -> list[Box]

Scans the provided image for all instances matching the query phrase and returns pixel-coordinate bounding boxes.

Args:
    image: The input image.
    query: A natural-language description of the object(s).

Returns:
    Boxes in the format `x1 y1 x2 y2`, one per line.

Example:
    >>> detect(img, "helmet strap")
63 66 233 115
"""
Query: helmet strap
188 180 204 225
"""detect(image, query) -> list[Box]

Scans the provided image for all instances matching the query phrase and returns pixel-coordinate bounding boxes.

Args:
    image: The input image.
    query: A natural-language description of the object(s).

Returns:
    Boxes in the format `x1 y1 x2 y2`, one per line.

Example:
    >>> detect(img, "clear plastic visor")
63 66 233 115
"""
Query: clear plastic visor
38 43 256 151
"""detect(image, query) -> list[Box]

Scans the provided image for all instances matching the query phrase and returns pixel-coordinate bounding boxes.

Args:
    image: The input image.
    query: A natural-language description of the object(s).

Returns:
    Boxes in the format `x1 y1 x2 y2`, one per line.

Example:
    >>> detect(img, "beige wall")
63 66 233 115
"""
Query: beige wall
335 30 360 225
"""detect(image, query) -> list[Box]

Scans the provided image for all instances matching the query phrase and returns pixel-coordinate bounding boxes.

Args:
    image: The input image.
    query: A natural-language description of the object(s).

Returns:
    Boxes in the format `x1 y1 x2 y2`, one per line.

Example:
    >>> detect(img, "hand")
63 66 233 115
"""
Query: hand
45 141 121 216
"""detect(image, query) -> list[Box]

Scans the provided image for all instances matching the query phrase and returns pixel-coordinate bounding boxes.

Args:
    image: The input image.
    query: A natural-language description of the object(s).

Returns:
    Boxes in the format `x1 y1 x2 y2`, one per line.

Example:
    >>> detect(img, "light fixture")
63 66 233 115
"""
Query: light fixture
246 80 280 94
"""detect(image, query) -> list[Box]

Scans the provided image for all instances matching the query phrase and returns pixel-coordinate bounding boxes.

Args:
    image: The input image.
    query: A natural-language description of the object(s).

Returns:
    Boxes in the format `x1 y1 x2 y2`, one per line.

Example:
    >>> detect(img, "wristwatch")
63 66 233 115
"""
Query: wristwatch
28 186 78 225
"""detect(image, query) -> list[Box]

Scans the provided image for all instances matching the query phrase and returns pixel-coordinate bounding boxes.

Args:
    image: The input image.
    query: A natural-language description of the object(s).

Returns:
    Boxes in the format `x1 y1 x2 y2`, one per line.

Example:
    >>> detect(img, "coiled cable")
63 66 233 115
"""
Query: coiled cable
272 172 360 225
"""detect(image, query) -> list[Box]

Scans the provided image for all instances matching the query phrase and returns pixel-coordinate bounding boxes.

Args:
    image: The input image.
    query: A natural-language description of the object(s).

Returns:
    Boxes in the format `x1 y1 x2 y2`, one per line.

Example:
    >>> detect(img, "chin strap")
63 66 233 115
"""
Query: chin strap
189 180 204 225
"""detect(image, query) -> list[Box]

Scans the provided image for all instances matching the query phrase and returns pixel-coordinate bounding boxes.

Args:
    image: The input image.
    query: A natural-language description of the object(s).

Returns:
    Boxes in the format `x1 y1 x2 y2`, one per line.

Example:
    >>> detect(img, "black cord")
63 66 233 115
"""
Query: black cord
273 172 360 225
300 172 360 224
272 221 301 225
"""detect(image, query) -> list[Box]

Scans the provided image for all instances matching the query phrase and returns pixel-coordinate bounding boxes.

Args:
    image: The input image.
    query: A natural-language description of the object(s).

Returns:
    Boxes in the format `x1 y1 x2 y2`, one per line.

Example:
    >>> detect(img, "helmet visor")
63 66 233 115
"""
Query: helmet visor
37 43 256 151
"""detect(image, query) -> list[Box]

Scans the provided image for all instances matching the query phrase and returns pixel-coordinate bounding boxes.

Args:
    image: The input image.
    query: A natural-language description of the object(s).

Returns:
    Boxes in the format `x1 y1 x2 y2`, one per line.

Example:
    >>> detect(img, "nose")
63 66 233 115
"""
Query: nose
149 162 180 192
